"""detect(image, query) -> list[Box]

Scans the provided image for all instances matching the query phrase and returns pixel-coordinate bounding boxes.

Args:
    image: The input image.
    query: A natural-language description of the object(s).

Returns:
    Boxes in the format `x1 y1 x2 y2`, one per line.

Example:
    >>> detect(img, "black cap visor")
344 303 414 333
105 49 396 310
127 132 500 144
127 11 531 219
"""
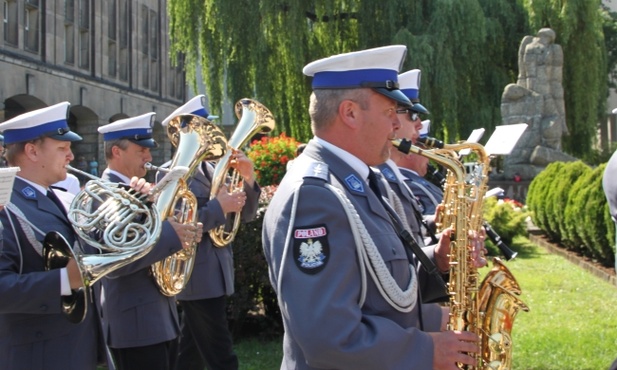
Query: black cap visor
129 138 158 148
374 88 412 107
48 130 83 142
410 102 429 115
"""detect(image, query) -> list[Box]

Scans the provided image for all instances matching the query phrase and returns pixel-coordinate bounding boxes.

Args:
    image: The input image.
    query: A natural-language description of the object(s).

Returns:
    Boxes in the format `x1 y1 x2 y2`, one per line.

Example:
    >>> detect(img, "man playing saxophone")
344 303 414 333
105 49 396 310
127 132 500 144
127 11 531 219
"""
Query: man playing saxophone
263 45 481 370
96 113 203 370
160 96 261 370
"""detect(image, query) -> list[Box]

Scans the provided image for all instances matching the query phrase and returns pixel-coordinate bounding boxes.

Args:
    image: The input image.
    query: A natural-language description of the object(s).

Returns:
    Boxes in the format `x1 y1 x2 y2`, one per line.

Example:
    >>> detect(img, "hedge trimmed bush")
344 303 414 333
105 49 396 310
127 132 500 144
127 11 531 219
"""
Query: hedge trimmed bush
529 161 615 267
527 162 564 239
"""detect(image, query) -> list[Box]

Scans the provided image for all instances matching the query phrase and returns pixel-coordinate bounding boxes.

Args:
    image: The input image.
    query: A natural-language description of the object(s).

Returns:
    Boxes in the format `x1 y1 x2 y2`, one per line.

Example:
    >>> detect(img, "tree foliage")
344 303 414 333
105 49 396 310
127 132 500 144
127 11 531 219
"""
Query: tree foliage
169 0 610 159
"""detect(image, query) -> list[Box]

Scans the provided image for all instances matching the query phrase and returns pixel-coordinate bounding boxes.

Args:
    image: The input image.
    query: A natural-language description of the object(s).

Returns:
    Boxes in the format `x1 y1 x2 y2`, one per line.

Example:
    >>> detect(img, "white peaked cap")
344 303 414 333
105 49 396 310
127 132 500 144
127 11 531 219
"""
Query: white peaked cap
420 119 430 138
302 45 411 106
0 101 82 144
161 95 218 127
98 112 158 148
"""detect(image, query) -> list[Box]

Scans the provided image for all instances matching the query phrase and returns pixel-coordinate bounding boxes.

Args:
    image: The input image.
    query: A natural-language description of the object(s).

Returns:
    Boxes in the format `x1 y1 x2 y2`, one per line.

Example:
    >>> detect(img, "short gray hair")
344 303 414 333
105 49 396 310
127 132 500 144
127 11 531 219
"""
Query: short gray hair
104 139 131 160
309 89 371 133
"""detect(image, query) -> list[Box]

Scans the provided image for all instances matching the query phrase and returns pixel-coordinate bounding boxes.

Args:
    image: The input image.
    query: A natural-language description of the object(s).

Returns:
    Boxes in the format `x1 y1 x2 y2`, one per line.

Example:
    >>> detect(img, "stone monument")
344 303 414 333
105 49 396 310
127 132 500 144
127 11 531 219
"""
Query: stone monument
499 28 577 180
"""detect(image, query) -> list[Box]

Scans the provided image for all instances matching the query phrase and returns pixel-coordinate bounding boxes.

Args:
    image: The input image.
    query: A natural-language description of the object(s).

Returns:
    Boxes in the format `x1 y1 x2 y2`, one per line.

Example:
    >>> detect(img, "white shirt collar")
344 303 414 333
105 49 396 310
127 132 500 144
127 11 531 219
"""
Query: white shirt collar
102 168 131 184
16 176 47 195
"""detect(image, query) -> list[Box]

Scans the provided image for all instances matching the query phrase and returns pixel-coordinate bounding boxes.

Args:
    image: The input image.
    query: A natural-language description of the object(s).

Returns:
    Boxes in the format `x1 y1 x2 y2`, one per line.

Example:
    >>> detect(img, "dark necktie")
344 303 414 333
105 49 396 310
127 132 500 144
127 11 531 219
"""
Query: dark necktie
47 189 67 216
367 167 442 280
367 168 384 200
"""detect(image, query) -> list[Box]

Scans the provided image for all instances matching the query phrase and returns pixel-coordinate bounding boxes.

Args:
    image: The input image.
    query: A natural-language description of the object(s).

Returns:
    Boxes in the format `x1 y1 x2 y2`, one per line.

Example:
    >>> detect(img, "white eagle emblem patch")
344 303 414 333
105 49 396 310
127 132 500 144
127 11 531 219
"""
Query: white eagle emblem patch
293 225 329 274
299 239 325 268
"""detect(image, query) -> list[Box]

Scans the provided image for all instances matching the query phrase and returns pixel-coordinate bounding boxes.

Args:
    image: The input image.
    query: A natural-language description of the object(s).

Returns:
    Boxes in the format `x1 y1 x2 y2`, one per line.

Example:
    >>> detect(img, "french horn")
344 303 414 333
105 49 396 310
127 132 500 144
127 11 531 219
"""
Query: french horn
43 164 185 323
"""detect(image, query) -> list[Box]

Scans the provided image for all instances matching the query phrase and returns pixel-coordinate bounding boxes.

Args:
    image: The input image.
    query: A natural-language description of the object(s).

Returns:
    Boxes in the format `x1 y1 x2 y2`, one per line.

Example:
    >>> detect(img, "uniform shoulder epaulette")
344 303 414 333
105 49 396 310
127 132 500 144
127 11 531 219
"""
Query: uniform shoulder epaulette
301 158 329 182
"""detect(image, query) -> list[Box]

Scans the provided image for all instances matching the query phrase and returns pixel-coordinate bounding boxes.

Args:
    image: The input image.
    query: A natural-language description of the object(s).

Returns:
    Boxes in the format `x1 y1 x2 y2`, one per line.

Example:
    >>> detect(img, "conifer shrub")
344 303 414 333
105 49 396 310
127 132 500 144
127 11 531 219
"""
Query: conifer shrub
527 162 564 239
575 164 614 263
549 161 590 249
564 164 598 255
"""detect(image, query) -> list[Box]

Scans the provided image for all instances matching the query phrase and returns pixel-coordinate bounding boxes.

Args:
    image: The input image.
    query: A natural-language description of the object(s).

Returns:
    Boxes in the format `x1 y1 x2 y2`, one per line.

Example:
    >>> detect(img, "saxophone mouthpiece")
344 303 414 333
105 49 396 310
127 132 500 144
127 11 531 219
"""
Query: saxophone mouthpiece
391 138 413 155
417 136 445 149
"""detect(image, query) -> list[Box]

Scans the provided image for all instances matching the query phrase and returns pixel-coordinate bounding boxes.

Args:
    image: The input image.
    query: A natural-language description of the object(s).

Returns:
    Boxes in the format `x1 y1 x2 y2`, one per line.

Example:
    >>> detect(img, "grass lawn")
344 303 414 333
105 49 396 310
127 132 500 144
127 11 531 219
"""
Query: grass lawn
234 235 617 370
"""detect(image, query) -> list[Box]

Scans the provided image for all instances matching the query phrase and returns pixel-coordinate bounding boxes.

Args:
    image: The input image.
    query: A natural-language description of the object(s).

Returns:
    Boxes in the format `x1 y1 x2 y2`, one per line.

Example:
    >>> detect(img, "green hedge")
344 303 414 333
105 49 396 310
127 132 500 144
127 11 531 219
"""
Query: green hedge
528 161 615 267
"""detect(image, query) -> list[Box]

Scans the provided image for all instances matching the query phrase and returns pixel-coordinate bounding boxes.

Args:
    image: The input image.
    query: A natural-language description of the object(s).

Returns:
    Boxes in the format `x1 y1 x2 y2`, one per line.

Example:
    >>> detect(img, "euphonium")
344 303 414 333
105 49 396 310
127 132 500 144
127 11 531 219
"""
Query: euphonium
43 164 181 323
150 114 228 296
392 138 529 369
209 98 275 247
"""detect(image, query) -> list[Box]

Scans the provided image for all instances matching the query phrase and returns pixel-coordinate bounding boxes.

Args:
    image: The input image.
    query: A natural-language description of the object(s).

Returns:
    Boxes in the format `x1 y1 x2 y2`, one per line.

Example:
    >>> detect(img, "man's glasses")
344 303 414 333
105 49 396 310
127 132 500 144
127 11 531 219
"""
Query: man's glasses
395 108 419 122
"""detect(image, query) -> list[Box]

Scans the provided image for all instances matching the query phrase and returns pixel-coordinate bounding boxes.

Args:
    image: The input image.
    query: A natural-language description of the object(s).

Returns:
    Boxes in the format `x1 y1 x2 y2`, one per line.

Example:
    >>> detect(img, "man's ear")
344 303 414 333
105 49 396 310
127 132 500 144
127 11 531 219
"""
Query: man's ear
339 99 360 129
23 141 39 161
111 145 121 158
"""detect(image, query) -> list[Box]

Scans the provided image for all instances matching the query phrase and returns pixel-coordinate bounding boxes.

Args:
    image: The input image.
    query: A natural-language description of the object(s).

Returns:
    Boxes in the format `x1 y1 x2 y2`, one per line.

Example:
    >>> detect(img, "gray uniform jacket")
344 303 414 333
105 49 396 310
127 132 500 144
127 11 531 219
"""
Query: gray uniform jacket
262 139 442 370
98 171 182 349
399 168 443 216
377 163 448 303
604 151 617 222
0 178 100 370
176 162 260 300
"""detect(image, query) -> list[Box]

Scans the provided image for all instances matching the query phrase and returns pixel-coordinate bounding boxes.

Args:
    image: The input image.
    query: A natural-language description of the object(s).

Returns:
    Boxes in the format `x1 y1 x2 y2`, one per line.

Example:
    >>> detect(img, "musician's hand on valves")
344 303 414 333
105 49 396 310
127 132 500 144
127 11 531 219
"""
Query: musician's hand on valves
434 228 453 273
169 219 202 249
129 176 153 196
470 229 488 268
229 149 255 186
428 330 480 370
217 185 247 214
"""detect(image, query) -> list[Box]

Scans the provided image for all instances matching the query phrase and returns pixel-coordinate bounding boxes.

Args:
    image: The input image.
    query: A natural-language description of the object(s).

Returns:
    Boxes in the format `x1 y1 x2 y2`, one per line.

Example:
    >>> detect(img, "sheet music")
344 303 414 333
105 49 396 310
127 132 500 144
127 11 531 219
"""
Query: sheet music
460 128 486 156
0 167 19 205
484 123 528 156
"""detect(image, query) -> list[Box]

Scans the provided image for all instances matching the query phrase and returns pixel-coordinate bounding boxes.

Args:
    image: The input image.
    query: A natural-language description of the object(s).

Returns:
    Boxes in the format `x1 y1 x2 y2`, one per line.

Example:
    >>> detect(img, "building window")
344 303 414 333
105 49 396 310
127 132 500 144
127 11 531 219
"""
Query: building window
4 1 18 46
140 5 149 89
118 0 129 81
64 0 75 64
107 0 117 77
78 0 90 69
149 9 158 91
24 1 40 53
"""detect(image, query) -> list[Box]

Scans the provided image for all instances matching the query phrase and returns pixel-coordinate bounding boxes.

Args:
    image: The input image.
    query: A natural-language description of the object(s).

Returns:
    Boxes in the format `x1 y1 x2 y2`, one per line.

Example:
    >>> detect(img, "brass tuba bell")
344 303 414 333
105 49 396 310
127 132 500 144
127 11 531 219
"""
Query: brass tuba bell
149 114 227 296
208 98 275 247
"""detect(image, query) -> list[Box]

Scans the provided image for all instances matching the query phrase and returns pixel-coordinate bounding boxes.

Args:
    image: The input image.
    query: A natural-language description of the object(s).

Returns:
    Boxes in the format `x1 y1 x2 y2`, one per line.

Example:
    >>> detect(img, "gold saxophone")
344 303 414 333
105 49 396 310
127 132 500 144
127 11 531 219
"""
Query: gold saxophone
392 138 529 369
208 98 275 247
149 114 227 296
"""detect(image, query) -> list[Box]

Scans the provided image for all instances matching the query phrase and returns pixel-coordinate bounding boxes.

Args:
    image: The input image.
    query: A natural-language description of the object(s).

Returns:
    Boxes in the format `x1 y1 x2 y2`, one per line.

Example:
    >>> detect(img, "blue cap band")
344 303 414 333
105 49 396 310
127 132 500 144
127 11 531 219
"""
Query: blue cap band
3 119 69 144
401 88 419 100
191 107 211 119
312 69 398 89
103 128 153 141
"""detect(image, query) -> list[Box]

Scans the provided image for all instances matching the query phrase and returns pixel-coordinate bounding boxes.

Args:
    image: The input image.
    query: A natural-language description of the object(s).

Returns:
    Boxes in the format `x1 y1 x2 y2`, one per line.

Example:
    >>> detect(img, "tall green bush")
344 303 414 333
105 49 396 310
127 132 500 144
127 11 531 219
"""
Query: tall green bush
548 161 590 248
527 162 564 239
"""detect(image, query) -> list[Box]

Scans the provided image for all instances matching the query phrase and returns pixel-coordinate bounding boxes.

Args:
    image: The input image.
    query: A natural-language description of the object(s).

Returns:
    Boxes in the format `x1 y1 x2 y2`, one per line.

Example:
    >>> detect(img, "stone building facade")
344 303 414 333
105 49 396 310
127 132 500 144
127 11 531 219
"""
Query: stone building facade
0 0 185 177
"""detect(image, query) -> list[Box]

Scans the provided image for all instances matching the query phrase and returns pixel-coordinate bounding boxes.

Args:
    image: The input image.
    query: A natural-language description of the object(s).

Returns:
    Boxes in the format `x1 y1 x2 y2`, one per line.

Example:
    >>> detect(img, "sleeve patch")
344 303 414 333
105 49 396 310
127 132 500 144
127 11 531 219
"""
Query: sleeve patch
292 224 329 274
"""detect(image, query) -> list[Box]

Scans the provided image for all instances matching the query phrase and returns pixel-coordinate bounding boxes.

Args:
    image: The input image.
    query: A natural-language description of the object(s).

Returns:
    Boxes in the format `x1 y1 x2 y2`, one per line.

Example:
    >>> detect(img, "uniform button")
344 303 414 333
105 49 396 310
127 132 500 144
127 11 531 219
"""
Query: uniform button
36 331 43 339
40 304 48 312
